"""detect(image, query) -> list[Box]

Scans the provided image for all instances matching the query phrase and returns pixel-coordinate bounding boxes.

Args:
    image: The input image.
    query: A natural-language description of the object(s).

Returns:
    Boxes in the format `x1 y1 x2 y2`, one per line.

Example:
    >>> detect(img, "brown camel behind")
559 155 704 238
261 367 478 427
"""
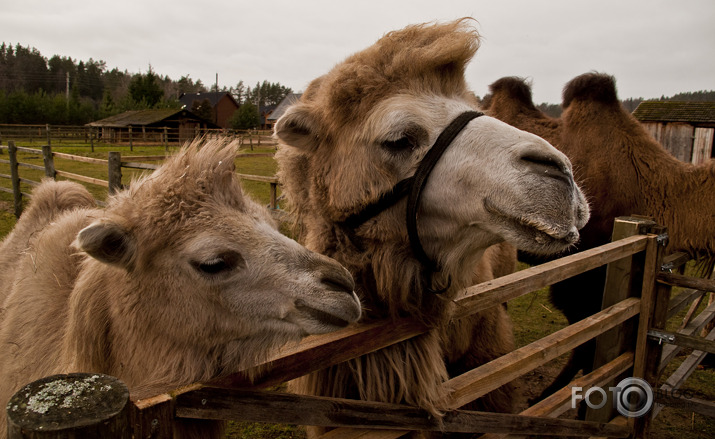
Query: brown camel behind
485 73 715 401
481 76 562 146
0 139 362 439
274 19 590 436
560 72 715 256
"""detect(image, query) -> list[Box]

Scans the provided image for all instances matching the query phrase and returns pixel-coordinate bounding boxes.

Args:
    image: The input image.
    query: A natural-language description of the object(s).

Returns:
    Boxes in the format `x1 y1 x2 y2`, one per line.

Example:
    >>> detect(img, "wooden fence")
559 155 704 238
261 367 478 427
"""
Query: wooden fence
5 216 715 438
0 124 275 151
0 141 280 219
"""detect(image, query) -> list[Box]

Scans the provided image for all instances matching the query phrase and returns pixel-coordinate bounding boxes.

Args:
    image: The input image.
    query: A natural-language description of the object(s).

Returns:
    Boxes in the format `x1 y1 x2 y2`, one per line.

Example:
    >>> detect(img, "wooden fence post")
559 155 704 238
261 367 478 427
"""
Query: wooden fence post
129 126 133 151
6 373 131 438
90 127 95 152
46 124 51 147
163 127 168 152
42 144 56 180
8 141 22 218
270 183 277 209
632 227 669 438
586 216 656 423
108 151 122 195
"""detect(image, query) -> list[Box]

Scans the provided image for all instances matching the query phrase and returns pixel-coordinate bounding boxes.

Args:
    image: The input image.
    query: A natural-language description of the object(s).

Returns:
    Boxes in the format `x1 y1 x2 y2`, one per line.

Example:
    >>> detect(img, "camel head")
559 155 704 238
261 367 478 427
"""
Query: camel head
275 19 589 288
74 140 361 354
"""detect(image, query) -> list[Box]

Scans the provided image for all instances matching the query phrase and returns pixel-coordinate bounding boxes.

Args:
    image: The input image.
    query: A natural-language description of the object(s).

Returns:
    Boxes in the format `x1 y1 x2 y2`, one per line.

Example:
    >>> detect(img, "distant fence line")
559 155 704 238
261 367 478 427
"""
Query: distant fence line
0 124 276 151
0 141 280 219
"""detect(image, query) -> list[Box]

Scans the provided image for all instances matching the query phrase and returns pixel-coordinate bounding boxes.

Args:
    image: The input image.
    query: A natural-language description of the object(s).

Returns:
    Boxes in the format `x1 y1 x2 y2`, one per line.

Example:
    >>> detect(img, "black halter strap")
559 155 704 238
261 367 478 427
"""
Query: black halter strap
340 110 484 292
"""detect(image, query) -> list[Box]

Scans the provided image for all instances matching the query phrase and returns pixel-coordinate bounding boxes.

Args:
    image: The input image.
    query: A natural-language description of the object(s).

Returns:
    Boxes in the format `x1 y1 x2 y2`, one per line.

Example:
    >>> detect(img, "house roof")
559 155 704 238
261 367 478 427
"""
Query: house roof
267 93 302 121
87 109 215 128
179 92 239 109
633 101 715 124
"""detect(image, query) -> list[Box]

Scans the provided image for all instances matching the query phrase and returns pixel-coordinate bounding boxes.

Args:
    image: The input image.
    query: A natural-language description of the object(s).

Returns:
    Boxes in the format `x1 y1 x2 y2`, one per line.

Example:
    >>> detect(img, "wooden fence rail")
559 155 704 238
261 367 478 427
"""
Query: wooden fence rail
8 217 713 438
0 123 276 151
0 141 280 217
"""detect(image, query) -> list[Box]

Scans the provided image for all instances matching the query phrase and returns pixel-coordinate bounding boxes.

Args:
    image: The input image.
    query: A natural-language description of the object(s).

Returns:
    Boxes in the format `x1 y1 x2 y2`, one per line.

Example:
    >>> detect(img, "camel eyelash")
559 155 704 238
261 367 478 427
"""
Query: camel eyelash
191 251 246 276
380 126 427 155
381 136 416 153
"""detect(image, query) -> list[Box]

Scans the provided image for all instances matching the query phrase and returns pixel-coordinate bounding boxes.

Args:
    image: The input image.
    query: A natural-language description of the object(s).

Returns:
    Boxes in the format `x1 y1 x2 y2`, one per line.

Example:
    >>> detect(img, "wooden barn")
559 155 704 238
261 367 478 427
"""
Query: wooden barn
179 92 240 129
633 101 715 163
87 108 218 144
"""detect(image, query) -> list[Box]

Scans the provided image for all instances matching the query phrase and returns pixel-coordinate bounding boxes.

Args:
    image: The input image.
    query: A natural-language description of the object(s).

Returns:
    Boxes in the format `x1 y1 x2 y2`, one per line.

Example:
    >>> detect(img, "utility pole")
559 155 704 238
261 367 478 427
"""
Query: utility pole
66 72 70 109
256 86 261 129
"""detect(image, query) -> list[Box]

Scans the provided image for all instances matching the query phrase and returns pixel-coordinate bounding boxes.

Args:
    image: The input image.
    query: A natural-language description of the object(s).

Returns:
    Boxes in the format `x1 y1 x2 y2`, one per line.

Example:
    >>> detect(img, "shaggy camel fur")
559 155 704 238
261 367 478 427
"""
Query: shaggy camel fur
0 140 362 439
273 18 589 434
484 73 715 400
482 76 562 147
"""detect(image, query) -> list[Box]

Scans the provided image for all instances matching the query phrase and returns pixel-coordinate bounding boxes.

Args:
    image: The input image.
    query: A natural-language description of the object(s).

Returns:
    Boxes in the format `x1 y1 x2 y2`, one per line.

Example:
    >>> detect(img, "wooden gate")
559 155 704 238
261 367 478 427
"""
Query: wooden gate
7 217 715 438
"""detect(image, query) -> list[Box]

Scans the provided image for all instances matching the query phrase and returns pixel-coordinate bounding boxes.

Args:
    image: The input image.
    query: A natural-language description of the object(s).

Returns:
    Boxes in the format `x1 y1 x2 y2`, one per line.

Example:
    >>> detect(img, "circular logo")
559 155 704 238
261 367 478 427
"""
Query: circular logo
614 377 653 418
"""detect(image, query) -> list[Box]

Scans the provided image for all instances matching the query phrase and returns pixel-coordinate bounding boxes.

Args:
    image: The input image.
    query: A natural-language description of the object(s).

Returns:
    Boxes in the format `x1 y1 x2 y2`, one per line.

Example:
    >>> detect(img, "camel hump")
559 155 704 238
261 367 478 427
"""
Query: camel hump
488 76 537 110
562 72 619 108
19 179 95 229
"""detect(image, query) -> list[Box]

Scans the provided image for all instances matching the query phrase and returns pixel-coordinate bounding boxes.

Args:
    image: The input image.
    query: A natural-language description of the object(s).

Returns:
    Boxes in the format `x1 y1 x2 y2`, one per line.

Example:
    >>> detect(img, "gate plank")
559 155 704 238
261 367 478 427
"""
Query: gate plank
454 236 649 319
444 298 641 410
175 388 629 437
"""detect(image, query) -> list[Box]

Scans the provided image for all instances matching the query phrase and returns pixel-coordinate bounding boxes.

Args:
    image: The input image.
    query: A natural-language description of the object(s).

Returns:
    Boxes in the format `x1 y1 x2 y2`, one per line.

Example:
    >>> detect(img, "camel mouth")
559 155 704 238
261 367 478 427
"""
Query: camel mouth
294 300 352 332
483 199 579 251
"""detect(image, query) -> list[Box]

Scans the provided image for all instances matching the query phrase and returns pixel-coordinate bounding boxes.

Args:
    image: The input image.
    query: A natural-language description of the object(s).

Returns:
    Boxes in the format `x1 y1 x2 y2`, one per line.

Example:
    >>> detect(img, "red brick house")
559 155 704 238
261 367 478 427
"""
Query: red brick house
179 92 240 129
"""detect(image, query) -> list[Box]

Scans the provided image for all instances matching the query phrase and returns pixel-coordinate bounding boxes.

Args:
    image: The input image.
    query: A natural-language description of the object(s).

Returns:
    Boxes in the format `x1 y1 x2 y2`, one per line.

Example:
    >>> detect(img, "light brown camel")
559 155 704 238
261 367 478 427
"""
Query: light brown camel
484 72 715 401
0 139 362 439
273 18 590 434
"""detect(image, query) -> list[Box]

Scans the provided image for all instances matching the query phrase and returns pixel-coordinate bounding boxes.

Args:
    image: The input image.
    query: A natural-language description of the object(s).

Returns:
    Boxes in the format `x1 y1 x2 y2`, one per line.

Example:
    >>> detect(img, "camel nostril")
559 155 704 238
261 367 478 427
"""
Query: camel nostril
520 153 572 186
320 271 356 294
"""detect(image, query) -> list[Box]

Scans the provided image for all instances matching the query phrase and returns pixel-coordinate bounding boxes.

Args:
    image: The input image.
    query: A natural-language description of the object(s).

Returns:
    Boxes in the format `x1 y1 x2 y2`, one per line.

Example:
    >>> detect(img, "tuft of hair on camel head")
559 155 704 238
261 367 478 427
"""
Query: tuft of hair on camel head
115 138 247 214
289 17 482 135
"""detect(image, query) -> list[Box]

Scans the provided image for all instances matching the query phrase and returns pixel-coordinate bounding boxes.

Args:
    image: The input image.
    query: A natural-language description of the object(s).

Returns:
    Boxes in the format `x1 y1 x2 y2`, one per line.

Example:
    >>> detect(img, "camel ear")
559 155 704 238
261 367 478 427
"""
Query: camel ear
76 220 136 270
274 104 321 150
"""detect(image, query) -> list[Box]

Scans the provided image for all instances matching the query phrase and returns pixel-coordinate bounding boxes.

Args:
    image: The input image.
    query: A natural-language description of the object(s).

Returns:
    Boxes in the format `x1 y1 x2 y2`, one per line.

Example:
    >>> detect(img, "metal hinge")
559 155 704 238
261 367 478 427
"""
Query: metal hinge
656 232 669 247
647 329 675 345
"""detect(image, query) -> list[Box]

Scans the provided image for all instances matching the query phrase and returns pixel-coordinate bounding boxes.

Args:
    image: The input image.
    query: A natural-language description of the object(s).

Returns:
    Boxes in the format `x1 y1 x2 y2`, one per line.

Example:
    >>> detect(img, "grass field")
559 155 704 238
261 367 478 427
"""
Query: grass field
0 141 713 438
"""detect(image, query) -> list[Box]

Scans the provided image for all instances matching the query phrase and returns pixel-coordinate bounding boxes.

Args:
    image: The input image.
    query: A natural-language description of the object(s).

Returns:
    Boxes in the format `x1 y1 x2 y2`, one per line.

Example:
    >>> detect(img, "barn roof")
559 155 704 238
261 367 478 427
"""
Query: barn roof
179 92 239 109
633 101 715 124
87 109 216 128
267 93 302 121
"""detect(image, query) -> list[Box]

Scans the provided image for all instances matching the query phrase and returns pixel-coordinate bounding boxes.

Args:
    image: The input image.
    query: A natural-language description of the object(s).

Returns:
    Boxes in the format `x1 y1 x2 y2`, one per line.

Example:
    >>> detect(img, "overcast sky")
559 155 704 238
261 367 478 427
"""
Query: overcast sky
2 0 713 104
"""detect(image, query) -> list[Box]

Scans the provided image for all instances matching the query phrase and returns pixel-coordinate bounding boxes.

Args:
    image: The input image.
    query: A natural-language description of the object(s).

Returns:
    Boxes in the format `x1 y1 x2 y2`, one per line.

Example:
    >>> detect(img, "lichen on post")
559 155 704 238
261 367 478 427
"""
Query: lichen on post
6 373 130 439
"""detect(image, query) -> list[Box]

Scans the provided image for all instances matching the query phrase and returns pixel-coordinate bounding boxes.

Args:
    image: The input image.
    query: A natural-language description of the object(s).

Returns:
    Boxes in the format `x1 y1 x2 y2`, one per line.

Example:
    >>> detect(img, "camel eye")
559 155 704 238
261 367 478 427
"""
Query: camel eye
381 136 416 154
192 251 245 276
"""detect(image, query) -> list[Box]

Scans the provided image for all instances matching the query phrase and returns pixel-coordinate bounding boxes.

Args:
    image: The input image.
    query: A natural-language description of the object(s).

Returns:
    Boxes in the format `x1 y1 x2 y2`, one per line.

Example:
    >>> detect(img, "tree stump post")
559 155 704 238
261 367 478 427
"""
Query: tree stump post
8 141 22 218
41 144 56 180
6 373 131 439
108 151 122 195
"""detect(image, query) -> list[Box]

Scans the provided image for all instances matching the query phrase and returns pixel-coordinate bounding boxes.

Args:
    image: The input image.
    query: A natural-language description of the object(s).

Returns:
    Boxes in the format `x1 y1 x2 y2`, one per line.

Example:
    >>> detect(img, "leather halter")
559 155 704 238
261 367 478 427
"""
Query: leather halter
339 110 484 292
